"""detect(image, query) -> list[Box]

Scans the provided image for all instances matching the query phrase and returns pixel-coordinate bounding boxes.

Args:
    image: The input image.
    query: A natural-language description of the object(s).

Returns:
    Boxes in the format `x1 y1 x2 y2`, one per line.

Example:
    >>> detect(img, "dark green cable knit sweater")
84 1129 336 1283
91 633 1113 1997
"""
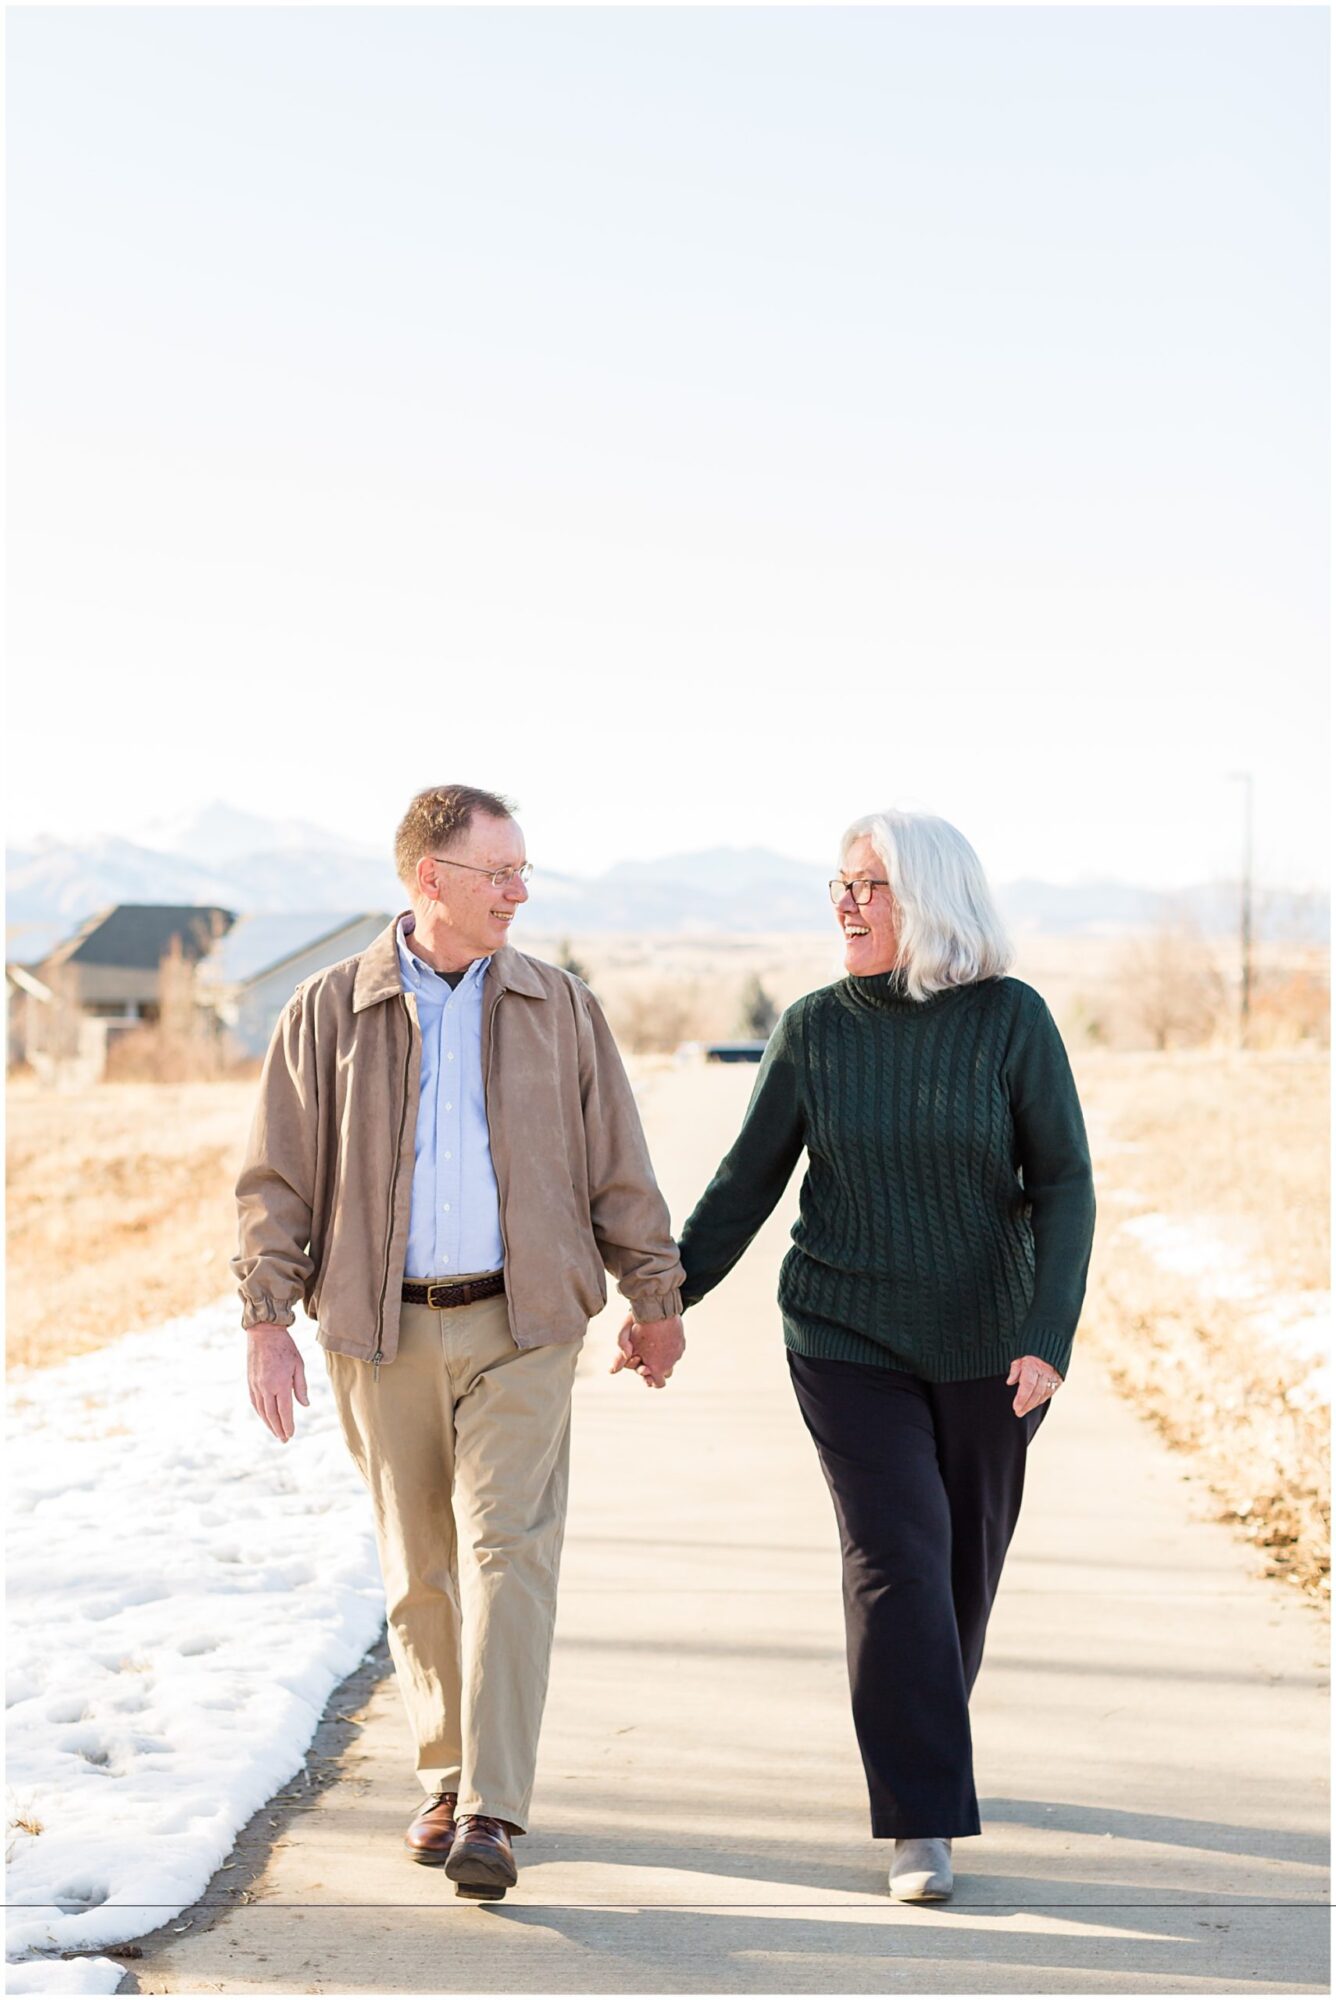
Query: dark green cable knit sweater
677 974 1096 1381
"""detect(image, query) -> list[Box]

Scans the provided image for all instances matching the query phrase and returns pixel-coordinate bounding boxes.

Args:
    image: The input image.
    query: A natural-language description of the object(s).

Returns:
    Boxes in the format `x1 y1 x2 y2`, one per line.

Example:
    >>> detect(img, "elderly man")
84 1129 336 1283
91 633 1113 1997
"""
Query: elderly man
234 783 686 1899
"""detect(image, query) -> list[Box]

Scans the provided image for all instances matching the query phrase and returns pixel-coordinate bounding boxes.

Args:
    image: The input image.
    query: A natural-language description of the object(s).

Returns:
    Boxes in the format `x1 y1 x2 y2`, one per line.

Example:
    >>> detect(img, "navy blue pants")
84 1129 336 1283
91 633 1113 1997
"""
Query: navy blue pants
788 1351 1046 1839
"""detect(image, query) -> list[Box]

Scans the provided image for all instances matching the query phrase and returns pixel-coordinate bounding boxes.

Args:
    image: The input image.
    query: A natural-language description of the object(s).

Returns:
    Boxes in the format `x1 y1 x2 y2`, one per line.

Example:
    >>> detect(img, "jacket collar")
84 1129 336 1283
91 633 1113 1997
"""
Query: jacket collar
352 916 407 1013
352 915 547 1013
487 944 547 999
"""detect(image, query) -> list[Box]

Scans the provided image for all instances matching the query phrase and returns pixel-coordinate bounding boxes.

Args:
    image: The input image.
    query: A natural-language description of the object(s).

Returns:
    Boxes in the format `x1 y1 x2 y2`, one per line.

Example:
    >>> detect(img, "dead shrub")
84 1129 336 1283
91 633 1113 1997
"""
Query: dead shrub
1082 1258 1329 1600
103 1024 221 1083
1250 963 1330 1049
24 961 85 1067
1078 1048 1330 1601
104 938 235 1082
1111 912 1228 1050
604 979 710 1054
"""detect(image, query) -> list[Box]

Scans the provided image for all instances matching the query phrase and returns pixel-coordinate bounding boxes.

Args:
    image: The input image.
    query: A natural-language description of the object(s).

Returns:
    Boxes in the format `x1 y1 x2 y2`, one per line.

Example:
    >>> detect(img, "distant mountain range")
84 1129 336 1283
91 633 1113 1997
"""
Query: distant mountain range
5 805 1328 964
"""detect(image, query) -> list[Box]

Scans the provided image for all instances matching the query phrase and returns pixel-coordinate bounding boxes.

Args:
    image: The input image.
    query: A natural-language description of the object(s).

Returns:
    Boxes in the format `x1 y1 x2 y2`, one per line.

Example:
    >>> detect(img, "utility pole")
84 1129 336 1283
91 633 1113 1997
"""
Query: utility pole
1227 771 1254 1048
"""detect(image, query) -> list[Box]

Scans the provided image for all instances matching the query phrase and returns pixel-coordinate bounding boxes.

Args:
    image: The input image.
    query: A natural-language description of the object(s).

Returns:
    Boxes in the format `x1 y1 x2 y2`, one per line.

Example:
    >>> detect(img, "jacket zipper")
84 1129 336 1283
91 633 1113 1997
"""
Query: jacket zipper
372 993 413 1379
485 991 512 1332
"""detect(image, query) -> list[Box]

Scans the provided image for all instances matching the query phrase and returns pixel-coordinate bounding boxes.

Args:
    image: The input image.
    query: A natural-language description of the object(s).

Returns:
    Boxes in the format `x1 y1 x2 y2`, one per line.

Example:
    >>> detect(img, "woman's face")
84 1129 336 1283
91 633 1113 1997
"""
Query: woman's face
835 834 900 976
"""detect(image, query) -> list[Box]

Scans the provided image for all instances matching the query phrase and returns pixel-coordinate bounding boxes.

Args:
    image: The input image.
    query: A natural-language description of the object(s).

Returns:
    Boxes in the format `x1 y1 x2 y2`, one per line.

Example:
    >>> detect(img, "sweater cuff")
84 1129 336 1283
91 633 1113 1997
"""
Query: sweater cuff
1017 1323 1076 1377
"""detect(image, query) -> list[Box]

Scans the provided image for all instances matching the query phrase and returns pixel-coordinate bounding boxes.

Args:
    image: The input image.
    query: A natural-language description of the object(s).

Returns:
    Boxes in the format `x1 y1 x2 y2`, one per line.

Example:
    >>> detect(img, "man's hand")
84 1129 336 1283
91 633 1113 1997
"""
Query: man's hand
1007 1354 1064 1418
247 1323 310 1442
611 1312 686 1390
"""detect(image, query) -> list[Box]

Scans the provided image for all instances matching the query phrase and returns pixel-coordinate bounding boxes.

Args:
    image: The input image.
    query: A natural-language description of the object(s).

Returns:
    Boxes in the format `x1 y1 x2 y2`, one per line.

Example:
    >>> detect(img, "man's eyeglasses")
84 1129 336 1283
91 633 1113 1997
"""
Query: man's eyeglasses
828 877 889 907
432 857 533 890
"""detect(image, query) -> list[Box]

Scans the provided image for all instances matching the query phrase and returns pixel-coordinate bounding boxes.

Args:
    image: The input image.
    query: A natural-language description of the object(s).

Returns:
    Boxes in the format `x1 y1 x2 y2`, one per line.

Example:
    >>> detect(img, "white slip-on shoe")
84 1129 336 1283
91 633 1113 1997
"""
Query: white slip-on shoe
889 1836 953 1901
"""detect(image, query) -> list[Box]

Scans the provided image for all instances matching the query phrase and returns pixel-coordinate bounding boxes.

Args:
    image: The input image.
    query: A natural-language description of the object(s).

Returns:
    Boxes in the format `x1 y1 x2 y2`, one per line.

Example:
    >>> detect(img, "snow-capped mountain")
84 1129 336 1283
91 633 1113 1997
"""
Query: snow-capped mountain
5 804 1328 964
131 802 371 865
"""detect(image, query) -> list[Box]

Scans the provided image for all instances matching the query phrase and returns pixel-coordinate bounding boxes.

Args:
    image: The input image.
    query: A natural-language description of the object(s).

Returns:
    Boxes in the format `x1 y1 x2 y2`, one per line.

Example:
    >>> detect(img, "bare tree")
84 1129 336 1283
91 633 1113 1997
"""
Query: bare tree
31 961 85 1068
606 979 707 1054
107 924 229 1081
1115 909 1227 1051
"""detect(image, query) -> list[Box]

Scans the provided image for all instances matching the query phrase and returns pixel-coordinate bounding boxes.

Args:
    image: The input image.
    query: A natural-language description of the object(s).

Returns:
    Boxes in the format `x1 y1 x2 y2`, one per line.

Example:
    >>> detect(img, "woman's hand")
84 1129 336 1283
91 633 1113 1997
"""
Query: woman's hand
1007 1355 1063 1418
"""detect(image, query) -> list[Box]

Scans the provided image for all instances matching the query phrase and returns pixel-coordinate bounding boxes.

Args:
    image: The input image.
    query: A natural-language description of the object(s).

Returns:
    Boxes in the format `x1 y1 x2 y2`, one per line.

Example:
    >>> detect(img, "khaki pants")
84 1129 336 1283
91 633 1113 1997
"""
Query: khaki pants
325 1289 581 1832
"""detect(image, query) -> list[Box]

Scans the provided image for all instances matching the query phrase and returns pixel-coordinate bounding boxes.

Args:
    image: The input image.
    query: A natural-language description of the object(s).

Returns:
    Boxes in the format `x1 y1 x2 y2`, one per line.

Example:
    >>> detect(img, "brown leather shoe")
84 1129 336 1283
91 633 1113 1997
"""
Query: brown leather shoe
443 1814 519 1899
404 1791 459 1866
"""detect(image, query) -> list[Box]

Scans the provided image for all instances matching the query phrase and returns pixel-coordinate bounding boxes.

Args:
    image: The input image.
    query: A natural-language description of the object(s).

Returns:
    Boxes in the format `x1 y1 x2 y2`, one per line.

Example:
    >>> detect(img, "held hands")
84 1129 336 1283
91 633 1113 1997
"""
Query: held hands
611 1312 686 1390
247 1323 310 1442
1007 1354 1064 1418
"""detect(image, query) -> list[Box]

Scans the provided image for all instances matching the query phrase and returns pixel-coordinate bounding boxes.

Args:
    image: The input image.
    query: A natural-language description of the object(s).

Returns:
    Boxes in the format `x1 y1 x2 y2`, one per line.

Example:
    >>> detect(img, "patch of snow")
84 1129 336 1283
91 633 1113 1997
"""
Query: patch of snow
1117 1212 1260 1302
1099 1186 1150 1210
1288 1364 1333 1412
6 1300 384 1982
1115 1213 1331 1405
5 1956 127 1994
1250 1291 1333 1365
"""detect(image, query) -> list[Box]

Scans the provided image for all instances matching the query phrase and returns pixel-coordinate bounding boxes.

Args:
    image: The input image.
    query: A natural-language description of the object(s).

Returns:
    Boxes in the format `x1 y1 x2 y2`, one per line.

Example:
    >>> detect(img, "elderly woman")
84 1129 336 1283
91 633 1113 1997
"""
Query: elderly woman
671 809 1095 1901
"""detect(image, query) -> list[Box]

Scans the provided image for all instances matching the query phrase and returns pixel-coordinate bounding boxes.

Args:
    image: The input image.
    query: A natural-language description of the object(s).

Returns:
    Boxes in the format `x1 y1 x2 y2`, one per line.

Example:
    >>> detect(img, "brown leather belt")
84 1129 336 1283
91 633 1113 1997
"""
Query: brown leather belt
402 1272 505 1311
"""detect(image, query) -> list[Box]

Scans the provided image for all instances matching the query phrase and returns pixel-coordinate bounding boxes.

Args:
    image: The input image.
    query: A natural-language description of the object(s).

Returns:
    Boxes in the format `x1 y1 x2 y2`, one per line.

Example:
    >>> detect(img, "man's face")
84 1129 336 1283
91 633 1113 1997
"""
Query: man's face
422 814 529 956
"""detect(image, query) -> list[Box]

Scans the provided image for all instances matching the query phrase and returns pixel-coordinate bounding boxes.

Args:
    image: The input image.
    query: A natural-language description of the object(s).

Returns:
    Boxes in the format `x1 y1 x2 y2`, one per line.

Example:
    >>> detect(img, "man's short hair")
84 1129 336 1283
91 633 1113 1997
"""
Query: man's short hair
394 784 518 888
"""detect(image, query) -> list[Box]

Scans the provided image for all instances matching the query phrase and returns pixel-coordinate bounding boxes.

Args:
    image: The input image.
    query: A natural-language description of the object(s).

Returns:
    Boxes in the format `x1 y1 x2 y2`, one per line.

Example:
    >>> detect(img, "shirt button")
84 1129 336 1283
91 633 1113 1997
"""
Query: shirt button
444 1103 452 1112
443 1203 451 1212
444 1151 452 1161
446 1052 455 1062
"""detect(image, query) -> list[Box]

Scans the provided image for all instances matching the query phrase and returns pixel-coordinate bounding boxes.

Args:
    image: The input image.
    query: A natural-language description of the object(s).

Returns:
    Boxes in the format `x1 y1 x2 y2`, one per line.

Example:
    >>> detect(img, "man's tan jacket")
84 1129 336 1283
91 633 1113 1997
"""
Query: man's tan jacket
232 917 685 1366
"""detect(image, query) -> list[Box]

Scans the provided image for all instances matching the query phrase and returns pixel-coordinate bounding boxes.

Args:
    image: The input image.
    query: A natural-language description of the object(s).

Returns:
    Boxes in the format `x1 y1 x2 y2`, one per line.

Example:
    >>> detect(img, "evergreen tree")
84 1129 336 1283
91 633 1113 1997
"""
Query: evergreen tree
738 973 778 1039
556 938 589 984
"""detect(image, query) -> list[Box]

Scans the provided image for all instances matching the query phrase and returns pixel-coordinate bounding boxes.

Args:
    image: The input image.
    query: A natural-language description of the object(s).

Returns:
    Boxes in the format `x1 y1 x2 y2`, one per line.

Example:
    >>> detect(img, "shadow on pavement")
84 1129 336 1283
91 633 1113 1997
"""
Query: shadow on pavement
478 1897 1329 1994
985 1654 1330 1689
979 1798 1330 1870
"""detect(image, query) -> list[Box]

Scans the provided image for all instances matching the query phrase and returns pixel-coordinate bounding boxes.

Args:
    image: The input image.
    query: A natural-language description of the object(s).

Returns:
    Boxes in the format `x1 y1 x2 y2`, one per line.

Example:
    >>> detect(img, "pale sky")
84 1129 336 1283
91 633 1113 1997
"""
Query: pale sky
6 7 1329 889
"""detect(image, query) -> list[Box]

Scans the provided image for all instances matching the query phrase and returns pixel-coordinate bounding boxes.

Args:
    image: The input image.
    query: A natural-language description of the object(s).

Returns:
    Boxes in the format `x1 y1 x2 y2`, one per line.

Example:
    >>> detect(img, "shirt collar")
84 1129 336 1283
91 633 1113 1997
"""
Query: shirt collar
396 917 490 994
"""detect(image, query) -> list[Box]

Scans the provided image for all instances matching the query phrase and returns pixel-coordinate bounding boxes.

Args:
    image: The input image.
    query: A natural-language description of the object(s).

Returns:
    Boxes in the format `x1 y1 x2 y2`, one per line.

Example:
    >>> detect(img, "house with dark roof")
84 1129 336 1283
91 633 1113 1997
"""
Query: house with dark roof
37 904 235 1031
197 910 391 1056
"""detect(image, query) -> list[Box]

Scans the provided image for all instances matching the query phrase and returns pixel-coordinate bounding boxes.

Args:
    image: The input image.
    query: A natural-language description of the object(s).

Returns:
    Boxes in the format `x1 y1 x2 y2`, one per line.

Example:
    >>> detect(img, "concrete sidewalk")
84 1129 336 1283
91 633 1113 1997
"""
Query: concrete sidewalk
131 1063 1329 1994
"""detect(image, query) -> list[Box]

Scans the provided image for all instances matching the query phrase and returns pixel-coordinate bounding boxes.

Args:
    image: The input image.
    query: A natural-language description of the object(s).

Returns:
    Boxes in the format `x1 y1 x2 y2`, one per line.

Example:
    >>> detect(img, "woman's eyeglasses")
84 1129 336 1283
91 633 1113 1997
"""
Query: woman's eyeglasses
828 877 889 907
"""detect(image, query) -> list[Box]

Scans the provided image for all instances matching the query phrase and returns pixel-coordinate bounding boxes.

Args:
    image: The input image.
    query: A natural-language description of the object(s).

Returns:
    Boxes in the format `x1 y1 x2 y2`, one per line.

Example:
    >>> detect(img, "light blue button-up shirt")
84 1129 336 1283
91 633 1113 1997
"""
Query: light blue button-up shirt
396 919 505 1280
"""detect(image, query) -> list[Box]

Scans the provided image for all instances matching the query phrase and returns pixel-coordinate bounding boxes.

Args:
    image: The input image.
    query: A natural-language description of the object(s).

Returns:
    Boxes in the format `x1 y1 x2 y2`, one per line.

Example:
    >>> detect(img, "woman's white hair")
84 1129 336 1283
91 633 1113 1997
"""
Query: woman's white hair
840 809 1013 1000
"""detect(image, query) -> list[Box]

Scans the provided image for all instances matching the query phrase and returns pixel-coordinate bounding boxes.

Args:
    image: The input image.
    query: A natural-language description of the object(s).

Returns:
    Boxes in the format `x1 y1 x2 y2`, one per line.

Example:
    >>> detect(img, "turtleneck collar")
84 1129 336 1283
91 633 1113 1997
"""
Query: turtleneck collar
841 972 985 1017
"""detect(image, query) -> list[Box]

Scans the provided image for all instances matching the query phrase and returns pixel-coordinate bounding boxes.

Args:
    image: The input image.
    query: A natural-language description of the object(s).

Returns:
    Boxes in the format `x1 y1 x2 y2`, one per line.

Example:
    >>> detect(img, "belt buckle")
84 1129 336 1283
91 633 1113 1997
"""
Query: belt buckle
424 1281 457 1310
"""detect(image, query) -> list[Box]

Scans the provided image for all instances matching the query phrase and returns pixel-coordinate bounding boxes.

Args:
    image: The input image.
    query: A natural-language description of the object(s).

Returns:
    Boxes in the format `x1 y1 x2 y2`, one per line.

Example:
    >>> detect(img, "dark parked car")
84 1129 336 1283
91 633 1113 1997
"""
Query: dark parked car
704 1040 769 1064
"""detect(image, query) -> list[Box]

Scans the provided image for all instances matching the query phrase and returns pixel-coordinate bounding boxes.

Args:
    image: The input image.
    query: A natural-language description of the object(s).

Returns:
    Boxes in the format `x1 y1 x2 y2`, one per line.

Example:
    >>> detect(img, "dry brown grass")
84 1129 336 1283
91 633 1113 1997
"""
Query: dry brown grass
1015 934 1328 1053
9 970 1330 1621
522 930 842 1051
6 1079 255 1371
525 928 1328 1054
5 1806 45 1867
1074 1050 1330 1601
1076 1050 1329 1292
